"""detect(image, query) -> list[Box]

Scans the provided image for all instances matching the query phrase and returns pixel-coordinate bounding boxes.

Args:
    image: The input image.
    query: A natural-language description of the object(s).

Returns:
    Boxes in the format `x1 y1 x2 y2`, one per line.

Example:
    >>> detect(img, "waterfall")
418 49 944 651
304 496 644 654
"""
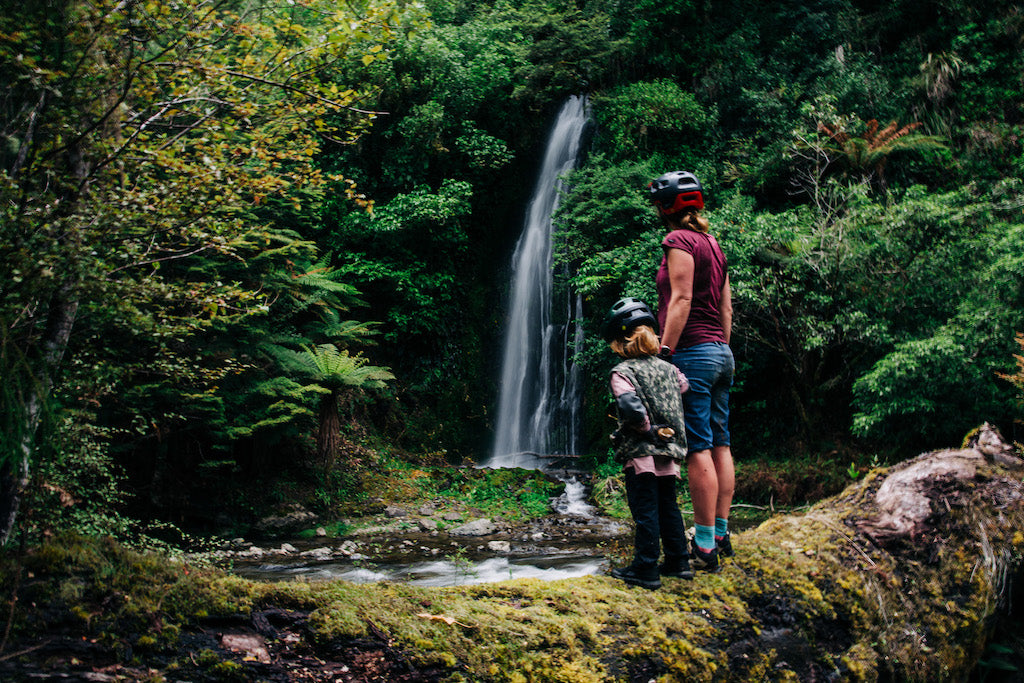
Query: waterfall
486 95 589 470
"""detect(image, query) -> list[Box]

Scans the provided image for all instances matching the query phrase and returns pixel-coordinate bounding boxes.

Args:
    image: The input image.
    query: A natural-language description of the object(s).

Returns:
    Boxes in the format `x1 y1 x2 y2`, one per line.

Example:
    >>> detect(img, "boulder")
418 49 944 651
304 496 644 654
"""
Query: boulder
252 507 318 537
449 518 497 537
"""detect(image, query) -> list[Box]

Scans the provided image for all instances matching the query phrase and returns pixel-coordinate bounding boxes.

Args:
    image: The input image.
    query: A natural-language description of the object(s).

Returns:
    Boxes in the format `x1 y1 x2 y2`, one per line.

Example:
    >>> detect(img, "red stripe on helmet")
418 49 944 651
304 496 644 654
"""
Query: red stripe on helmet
661 191 704 214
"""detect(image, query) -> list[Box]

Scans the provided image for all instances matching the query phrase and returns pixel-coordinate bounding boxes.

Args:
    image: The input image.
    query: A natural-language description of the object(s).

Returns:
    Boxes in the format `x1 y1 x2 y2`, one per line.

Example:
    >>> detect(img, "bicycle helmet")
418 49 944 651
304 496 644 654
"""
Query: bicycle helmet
603 297 659 341
647 171 704 215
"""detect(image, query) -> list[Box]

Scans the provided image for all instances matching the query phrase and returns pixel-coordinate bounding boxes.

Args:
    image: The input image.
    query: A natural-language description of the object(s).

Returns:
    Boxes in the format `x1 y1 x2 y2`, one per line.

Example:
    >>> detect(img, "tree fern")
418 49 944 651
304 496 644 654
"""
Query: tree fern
280 344 394 390
814 118 947 188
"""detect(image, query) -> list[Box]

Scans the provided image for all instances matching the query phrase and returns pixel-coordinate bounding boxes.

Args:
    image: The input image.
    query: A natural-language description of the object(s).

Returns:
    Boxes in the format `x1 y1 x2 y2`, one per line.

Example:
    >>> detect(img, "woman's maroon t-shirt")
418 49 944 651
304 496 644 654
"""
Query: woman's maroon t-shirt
656 229 728 349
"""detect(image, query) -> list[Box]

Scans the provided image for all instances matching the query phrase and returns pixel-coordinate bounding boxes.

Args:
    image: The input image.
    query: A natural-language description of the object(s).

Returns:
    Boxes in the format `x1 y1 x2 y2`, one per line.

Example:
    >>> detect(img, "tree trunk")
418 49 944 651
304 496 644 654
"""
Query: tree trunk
0 286 79 546
316 391 341 472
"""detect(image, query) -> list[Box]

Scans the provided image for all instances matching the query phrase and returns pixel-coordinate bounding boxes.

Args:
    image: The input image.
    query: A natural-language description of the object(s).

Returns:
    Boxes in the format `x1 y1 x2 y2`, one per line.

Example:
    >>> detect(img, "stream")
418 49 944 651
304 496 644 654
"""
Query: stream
229 475 627 587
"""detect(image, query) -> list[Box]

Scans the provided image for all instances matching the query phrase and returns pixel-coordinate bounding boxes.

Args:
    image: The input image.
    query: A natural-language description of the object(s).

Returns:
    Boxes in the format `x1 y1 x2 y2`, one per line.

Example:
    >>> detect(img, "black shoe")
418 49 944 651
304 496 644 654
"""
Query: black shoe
716 534 734 558
660 558 694 580
690 541 721 573
611 566 661 590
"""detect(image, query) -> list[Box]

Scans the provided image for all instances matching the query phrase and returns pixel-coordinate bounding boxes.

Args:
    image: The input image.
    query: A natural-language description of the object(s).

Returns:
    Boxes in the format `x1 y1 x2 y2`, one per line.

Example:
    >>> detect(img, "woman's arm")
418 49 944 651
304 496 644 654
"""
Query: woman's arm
720 274 732 344
660 248 694 352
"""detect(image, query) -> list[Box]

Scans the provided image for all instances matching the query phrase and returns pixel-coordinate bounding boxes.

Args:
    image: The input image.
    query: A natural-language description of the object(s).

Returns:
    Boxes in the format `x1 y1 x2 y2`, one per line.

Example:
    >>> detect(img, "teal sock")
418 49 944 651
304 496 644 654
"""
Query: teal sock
715 517 729 539
695 524 716 551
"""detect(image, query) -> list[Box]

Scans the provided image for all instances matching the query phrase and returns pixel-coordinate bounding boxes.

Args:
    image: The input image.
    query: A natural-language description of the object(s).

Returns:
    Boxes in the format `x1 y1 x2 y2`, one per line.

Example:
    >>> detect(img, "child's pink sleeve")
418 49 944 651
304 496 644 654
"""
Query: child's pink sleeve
610 371 636 397
675 366 690 394
610 371 650 431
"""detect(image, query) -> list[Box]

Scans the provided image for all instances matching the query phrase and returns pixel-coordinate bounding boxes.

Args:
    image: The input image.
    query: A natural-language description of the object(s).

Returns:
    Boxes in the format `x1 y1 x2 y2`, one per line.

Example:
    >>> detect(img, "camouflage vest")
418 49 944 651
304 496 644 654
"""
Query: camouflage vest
611 356 688 464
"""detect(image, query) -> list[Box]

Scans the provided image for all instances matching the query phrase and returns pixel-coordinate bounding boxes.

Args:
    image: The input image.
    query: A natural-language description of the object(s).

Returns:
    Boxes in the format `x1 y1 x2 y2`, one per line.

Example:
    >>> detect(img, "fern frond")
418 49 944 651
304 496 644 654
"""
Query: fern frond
817 122 848 143
322 320 381 345
279 344 395 390
864 119 880 143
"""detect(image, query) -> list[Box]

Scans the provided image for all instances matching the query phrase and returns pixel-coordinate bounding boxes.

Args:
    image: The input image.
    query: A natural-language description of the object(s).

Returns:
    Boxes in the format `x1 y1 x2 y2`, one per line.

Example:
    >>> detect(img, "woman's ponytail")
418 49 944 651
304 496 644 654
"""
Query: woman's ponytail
677 208 710 234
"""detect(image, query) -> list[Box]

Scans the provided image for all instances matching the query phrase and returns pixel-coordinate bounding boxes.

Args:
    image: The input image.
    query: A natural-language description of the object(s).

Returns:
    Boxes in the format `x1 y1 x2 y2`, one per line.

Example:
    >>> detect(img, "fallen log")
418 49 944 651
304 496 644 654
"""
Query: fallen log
1 424 1022 681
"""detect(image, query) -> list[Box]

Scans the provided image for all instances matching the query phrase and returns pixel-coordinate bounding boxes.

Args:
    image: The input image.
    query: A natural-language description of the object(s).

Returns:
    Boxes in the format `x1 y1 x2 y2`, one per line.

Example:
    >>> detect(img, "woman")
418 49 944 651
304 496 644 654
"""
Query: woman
648 171 735 573
604 297 692 589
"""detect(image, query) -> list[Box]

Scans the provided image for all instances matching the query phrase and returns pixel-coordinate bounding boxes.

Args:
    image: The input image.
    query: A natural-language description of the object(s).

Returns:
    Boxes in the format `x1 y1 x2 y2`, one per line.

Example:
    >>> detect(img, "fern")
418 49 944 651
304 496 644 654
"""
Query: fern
808 116 947 189
293 344 394 389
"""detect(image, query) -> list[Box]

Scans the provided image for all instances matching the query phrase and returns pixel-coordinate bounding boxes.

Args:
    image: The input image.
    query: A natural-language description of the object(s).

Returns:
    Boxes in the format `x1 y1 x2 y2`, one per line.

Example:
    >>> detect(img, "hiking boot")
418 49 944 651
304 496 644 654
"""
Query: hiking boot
660 557 694 580
690 540 721 573
611 565 661 590
716 533 734 558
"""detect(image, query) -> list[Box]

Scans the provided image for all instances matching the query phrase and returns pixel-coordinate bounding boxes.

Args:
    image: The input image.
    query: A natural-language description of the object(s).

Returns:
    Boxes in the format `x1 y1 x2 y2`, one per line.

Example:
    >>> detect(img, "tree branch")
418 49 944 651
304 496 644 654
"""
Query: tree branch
214 67 386 116
104 244 216 276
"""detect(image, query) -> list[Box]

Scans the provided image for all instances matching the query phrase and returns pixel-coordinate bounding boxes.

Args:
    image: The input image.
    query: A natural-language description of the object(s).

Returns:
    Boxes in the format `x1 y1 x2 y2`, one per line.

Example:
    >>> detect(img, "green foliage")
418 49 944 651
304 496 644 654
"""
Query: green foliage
592 80 716 164
5 0 1024 538
999 333 1024 429
275 345 394 392
0 0 407 537
0 339 32 472
800 112 948 192
433 467 564 521
500 2 619 103
560 162 1024 456
588 460 630 519
852 200 1024 446
330 179 473 347
27 414 126 538
554 158 662 272
950 19 1024 127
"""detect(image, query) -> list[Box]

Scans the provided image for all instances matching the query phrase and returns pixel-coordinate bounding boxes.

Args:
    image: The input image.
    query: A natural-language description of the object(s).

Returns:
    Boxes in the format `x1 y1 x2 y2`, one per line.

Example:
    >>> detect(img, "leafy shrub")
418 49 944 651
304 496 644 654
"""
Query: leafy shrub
592 80 716 164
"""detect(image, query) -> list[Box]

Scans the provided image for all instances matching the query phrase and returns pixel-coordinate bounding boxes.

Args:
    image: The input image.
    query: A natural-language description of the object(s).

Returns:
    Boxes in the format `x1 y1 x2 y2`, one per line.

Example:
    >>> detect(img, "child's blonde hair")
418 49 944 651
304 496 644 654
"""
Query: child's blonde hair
610 324 660 359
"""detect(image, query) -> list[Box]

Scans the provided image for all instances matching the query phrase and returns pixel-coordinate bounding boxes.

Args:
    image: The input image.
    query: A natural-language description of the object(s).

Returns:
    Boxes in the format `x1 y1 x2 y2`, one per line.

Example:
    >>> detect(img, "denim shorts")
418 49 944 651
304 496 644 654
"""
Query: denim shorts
671 342 734 453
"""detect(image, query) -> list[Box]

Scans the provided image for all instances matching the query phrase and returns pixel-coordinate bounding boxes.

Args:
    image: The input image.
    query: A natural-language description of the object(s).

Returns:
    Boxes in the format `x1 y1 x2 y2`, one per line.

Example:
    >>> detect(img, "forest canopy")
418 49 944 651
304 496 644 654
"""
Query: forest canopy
1 0 1023 544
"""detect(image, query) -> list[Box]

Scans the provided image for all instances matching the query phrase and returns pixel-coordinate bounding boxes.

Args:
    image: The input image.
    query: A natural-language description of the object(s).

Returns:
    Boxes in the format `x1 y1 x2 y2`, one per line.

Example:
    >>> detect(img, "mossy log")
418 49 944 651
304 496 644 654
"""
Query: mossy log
1 425 1023 681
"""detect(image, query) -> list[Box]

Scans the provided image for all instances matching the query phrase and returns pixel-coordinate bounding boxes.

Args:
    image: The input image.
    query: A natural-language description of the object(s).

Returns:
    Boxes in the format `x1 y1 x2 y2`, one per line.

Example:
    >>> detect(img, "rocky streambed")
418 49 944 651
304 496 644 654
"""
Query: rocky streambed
212 486 631 587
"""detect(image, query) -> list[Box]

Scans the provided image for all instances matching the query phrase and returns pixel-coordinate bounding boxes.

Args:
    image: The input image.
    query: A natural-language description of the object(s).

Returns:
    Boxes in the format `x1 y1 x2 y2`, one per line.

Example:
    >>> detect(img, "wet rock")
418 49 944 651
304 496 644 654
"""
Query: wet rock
487 541 511 553
300 547 333 560
220 632 271 664
253 507 318 536
352 523 401 536
337 540 358 555
280 543 297 554
449 518 497 536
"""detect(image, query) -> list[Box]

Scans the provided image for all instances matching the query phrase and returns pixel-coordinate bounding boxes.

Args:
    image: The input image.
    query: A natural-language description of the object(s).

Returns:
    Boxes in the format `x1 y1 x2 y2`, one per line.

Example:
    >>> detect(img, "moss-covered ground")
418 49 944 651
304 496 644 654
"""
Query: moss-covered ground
2 444 1022 682
3 432 1024 681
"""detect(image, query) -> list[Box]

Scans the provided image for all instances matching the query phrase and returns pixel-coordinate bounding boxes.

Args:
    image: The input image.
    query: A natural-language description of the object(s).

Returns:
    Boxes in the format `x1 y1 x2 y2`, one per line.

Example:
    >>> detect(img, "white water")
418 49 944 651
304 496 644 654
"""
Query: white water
243 555 608 587
551 475 597 517
487 95 589 470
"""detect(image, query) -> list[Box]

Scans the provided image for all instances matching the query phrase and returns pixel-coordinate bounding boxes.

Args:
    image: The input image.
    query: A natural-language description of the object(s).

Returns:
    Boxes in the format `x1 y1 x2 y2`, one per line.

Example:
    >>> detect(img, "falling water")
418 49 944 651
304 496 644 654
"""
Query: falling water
487 96 589 470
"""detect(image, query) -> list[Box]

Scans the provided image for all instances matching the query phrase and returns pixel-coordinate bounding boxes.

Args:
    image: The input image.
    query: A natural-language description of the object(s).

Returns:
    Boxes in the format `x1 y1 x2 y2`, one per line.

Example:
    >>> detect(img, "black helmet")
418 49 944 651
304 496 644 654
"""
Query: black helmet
603 297 658 341
647 171 704 215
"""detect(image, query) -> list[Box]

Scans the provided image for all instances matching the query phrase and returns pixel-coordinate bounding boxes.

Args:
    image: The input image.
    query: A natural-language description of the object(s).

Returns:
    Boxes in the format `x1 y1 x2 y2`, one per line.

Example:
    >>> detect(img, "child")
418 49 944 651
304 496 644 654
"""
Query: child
604 297 692 589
